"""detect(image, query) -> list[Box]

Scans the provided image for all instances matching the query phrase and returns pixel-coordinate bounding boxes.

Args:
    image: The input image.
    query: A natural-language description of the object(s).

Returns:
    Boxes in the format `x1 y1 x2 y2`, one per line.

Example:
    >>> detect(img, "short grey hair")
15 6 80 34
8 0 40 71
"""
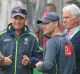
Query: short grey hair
62 4 80 18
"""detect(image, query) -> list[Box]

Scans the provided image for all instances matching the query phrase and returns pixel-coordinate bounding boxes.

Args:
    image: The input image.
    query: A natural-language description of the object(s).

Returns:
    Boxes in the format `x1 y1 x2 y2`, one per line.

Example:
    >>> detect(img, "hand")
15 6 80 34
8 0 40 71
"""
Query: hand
36 61 43 68
0 52 4 62
3 55 12 65
22 55 30 66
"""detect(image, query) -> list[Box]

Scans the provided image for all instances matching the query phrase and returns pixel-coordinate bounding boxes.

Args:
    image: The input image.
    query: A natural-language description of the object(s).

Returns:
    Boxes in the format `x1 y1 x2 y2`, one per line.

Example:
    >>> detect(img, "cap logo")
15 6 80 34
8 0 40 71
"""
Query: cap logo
42 12 48 19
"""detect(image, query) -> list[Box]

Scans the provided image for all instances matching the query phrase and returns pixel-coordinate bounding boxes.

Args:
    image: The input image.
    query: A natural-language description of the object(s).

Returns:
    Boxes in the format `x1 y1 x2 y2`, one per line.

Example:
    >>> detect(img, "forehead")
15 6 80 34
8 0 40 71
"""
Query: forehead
42 21 53 25
12 15 26 19
62 11 72 17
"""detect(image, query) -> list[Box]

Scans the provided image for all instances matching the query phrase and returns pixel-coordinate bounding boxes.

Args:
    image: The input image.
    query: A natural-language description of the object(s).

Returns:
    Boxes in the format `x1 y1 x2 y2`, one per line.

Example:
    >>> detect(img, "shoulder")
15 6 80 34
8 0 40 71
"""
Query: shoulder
46 36 60 46
73 30 80 38
28 32 39 42
0 29 7 36
60 36 72 44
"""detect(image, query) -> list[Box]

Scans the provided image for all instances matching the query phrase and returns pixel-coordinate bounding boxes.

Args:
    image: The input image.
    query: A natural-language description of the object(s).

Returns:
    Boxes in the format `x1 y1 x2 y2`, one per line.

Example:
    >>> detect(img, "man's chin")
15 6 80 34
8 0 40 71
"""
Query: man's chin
43 32 48 35
43 32 51 38
14 28 22 31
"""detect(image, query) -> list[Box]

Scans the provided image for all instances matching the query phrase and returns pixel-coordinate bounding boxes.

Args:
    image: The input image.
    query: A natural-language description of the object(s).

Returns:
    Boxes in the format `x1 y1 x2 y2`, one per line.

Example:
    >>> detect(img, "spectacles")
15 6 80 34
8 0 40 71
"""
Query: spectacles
11 9 27 15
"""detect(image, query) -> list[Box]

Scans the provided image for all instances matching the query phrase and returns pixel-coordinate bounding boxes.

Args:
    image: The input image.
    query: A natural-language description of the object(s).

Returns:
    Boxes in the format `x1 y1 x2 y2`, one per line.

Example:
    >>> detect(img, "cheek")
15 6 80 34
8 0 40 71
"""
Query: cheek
42 25 46 29
41 26 44 30
65 20 74 28
21 20 26 24
50 26 54 32
11 19 15 24
68 19 74 25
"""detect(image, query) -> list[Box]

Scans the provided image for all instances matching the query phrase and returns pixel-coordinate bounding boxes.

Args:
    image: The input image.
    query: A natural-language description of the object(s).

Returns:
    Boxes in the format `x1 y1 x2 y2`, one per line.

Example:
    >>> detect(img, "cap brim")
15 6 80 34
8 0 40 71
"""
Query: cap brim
37 19 50 24
12 13 26 18
37 19 42 24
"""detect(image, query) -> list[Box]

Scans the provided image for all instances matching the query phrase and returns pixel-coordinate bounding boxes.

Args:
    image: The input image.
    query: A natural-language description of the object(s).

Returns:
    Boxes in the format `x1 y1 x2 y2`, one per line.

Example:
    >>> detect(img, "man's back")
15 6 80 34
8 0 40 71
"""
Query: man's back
40 35 75 74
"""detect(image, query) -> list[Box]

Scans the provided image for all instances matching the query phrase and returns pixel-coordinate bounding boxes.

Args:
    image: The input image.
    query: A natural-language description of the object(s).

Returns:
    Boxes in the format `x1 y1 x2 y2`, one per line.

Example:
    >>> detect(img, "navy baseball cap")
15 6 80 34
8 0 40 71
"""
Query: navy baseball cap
37 12 60 24
11 6 27 18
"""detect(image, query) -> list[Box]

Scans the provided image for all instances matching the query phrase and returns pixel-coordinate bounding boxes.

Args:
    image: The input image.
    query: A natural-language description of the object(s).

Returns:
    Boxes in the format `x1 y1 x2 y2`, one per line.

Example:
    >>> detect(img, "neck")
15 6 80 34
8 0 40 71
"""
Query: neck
52 29 62 36
15 30 22 36
68 25 79 32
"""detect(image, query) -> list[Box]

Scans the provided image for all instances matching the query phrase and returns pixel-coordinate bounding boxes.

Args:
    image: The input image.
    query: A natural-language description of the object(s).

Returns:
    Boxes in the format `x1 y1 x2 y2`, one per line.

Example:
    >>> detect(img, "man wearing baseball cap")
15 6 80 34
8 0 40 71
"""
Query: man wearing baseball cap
11 6 27 18
37 11 60 37
37 12 59 24
36 12 75 74
0 6 42 74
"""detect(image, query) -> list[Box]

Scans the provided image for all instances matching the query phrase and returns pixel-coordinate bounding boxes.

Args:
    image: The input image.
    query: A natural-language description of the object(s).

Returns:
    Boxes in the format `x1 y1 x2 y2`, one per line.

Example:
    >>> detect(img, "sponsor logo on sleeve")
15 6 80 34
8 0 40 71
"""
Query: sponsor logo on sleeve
64 44 72 56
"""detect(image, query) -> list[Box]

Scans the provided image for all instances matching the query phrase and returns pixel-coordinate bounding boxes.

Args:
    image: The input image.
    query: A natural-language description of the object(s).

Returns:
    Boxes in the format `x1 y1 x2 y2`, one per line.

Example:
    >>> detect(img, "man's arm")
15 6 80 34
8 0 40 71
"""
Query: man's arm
31 38 43 67
36 39 57 72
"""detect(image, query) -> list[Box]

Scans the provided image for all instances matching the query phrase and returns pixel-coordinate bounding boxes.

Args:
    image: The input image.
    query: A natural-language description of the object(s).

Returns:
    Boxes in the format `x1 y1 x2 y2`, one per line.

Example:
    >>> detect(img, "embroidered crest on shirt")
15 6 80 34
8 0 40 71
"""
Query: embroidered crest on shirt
24 38 28 45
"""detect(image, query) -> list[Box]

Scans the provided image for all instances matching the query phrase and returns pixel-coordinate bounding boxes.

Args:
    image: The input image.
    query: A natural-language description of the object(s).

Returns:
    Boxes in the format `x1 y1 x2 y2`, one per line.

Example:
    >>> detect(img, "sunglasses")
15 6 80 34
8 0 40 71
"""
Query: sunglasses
11 9 27 15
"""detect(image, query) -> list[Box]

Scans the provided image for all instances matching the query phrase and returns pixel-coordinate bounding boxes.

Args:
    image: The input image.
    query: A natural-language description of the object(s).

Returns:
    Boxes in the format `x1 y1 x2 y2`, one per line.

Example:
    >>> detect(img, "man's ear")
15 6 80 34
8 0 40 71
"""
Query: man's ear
54 21 58 27
74 16 79 22
25 17 28 25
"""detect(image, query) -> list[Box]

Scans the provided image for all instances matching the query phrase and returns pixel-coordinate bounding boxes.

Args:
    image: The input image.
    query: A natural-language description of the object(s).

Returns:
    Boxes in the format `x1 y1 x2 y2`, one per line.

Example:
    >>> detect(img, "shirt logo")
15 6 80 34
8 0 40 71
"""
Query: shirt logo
42 12 48 19
64 44 73 56
24 38 28 45
4 39 11 42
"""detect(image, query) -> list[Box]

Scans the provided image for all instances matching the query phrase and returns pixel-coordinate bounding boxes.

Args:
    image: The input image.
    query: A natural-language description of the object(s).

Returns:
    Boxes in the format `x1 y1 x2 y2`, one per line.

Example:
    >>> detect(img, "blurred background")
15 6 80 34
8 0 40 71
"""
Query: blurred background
0 0 80 74
0 0 80 32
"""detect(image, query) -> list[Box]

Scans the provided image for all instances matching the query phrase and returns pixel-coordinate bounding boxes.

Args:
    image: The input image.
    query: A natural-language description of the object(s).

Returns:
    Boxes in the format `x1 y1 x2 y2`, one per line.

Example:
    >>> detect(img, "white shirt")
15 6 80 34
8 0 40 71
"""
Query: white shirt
66 26 80 40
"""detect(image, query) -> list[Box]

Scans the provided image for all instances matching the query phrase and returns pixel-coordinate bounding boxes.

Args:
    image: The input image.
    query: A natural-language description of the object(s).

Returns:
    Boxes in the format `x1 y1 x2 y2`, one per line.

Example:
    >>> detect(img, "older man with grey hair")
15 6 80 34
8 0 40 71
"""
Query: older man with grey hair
62 4 80 74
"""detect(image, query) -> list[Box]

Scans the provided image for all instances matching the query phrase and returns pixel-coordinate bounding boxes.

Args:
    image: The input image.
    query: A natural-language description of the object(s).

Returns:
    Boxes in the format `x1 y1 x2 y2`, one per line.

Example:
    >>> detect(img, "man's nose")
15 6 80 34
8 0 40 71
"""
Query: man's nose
16 19 20 23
